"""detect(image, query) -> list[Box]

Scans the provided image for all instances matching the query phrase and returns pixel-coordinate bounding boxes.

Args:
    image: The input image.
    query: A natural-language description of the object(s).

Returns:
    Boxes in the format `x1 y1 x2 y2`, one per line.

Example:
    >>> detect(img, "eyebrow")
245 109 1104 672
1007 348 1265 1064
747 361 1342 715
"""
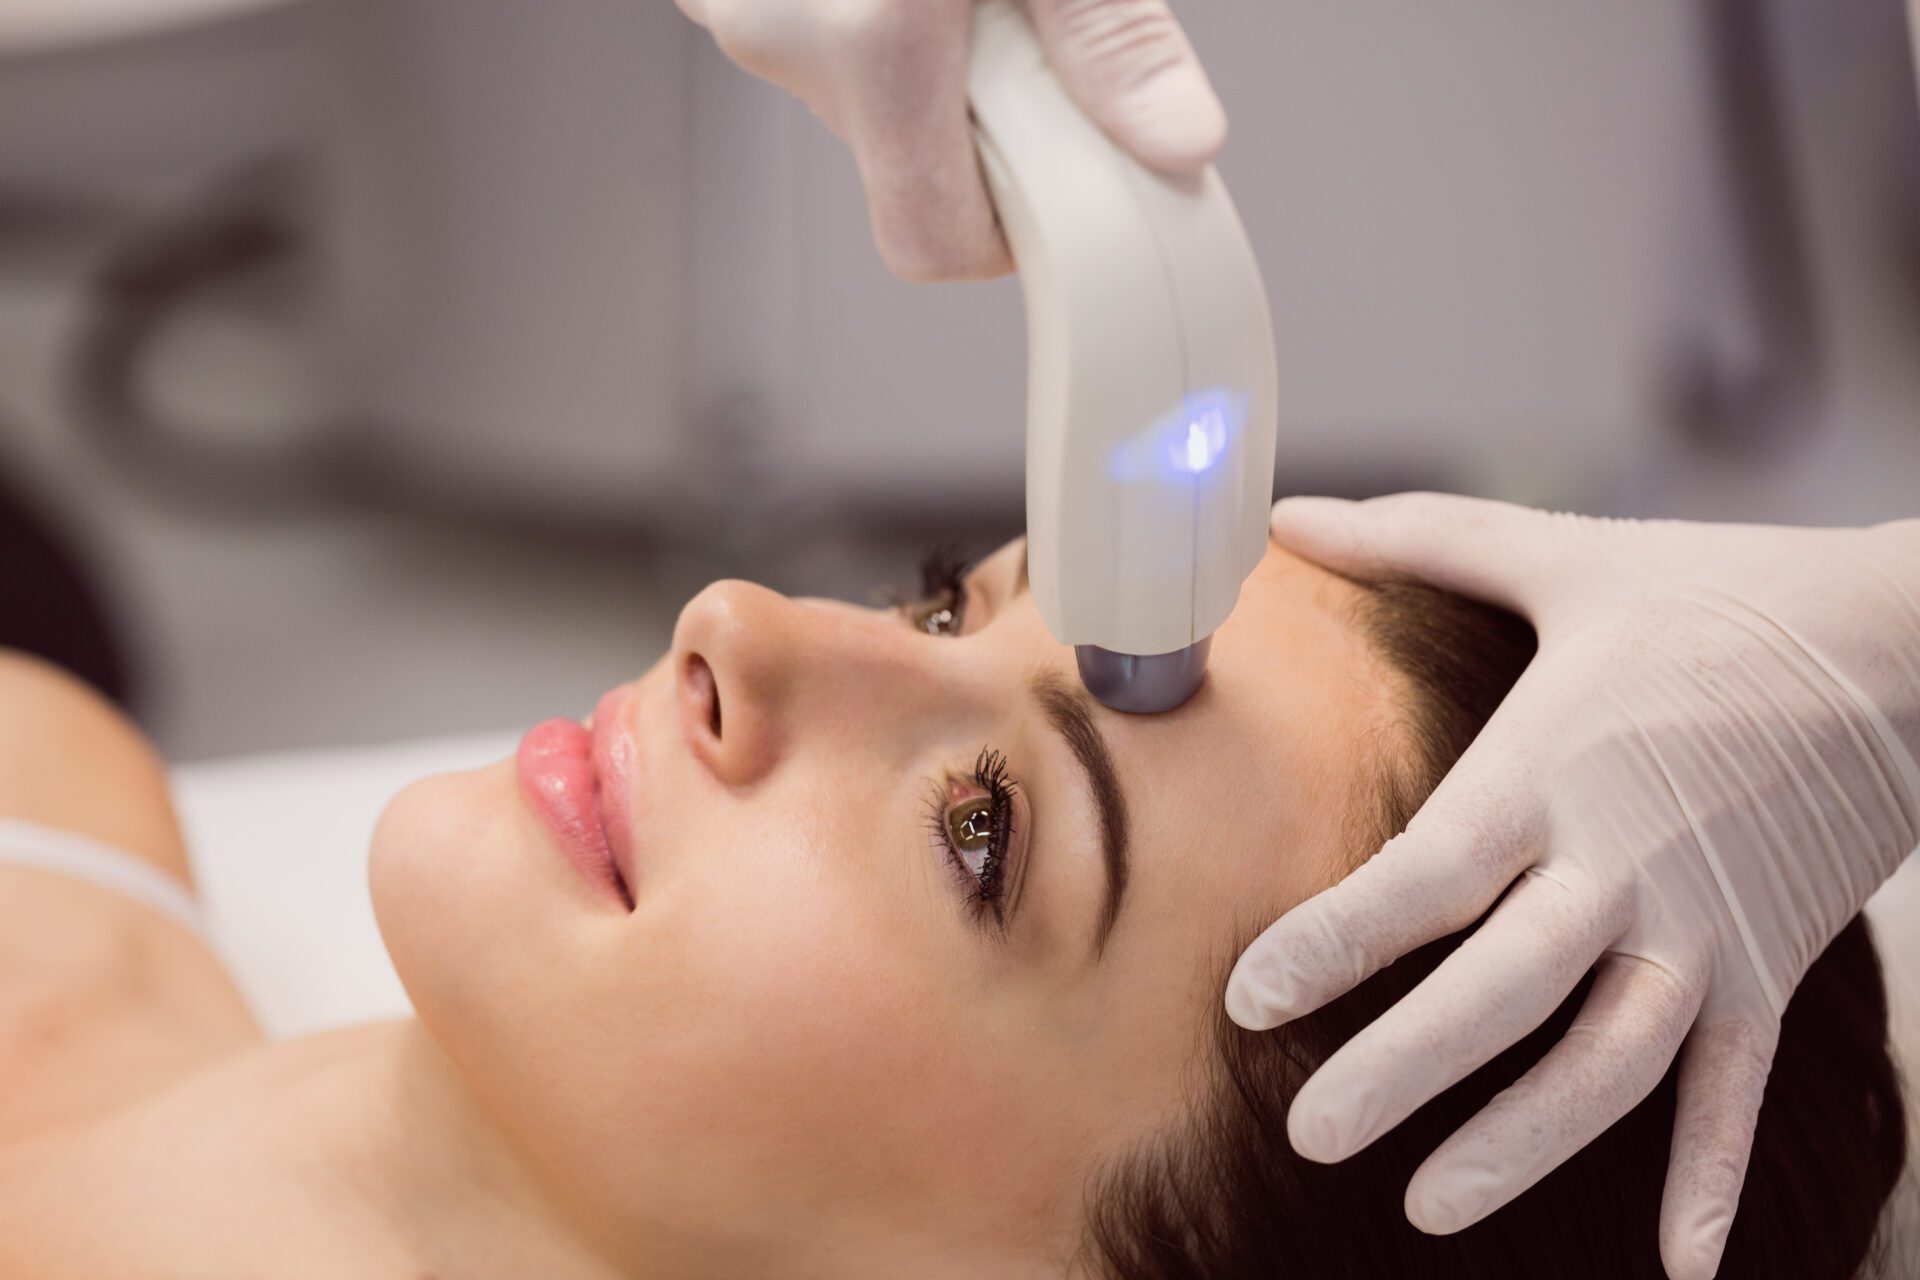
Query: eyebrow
1030 672 1130 956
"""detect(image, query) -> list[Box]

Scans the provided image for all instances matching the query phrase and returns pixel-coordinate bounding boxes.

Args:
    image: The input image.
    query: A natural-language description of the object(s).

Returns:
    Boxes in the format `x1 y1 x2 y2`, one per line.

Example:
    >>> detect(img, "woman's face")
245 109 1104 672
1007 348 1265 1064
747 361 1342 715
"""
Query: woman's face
371 538 1400 1279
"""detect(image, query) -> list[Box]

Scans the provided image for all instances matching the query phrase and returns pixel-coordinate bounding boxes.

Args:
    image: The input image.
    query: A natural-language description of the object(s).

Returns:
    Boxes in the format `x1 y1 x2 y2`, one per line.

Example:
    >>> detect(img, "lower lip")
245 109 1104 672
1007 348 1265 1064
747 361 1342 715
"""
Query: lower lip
517 715 632 909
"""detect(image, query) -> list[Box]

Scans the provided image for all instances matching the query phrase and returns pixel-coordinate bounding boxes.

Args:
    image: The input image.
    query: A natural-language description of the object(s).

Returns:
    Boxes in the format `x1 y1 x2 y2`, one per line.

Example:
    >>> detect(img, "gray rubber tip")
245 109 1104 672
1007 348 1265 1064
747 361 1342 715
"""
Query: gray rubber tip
1074 638 1211 714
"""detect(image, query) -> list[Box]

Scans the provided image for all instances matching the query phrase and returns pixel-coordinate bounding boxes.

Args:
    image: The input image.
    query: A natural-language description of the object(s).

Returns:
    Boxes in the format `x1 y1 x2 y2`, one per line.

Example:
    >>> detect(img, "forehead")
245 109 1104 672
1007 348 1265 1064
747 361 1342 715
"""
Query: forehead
966 537 1400 1145
1125 546 1391 939
981 537 1395 946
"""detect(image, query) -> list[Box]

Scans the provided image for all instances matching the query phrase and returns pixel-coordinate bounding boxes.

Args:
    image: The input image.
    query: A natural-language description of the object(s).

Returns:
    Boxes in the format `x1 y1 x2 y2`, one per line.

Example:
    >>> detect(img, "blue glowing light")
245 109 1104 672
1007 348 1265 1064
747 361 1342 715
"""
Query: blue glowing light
1109 388 1249 484
1185 423 1210 470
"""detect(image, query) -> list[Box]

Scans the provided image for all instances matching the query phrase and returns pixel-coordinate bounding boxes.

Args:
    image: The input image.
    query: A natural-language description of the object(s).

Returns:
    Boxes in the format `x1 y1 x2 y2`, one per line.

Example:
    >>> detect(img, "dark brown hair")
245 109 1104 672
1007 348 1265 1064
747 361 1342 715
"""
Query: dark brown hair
1088 580 1907 1279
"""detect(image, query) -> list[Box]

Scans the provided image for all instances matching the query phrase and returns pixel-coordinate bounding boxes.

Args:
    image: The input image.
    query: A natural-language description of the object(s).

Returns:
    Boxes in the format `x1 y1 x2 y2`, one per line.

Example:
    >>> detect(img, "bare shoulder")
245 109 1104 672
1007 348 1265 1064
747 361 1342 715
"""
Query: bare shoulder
0 649 191 878
0 650 260 1146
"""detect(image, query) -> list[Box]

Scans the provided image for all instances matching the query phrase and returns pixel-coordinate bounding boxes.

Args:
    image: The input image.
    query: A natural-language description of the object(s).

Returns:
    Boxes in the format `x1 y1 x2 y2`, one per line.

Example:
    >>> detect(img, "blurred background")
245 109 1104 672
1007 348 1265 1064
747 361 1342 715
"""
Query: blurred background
1 0 1917 760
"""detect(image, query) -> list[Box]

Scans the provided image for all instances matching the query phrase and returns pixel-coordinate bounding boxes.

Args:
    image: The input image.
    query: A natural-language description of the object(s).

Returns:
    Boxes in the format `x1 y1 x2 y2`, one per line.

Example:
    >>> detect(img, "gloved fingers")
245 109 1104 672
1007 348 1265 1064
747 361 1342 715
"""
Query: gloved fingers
1026 0 1227 172
1659 1017 1778 1280
676 0 833 84
1286 871 1621 1164
685 0 1007 281
834 0 1011 281
1225 733 1543 1031
1268 492 1566 614
1403 953 1705 1235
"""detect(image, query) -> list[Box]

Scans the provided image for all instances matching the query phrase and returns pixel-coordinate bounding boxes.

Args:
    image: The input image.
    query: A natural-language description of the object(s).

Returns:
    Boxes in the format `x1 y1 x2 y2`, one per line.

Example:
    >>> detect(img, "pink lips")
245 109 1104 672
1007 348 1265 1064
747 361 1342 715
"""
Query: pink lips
516 685 639 910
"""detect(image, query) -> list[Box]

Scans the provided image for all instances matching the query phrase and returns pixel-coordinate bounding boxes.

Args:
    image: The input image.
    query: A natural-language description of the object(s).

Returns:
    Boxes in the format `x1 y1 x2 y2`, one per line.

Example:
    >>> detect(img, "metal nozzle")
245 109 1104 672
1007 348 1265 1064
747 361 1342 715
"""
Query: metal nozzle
1074 638 1211 714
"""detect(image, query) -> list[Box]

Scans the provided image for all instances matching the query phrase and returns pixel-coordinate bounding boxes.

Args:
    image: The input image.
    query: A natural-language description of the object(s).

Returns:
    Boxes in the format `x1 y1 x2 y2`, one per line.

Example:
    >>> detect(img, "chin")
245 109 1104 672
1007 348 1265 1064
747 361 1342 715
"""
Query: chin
369 761 521 1031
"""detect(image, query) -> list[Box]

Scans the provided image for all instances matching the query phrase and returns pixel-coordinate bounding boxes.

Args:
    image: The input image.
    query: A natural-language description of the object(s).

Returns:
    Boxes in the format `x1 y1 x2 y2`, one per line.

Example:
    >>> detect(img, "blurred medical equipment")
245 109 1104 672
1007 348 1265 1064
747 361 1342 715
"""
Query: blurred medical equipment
8 0 1861 545
4 0 1917 755
1228 493 1920 1280
967 0 1276 714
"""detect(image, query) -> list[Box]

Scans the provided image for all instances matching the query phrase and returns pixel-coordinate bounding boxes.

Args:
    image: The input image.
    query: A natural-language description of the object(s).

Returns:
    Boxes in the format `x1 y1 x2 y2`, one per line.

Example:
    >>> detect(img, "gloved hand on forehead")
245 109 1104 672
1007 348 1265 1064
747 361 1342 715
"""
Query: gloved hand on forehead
674 0 1226 281
1226 493 1920 1280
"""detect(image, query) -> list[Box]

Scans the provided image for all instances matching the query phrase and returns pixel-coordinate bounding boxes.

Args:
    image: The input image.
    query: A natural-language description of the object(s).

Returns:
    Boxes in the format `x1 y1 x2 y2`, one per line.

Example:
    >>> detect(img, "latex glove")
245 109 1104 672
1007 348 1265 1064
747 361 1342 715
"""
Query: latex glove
1225 493 1920 1280
674 0 1226 281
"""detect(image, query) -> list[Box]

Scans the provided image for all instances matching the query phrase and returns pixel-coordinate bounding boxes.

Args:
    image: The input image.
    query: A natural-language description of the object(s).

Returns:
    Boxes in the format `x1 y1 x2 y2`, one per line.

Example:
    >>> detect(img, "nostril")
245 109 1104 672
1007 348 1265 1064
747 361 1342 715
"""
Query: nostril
687 654 722 739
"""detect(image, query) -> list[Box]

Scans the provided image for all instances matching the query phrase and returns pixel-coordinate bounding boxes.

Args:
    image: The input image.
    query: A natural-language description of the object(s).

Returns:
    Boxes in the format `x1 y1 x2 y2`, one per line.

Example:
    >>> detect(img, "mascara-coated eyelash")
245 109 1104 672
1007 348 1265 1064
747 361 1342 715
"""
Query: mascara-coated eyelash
927 747 1020 929
918 542 972 602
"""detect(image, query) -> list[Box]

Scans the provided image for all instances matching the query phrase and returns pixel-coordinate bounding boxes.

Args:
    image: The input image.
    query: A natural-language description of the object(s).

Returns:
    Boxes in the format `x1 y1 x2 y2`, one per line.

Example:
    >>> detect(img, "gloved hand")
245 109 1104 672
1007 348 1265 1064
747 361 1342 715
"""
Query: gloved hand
1226 493 1920 1280
674 0 1226 281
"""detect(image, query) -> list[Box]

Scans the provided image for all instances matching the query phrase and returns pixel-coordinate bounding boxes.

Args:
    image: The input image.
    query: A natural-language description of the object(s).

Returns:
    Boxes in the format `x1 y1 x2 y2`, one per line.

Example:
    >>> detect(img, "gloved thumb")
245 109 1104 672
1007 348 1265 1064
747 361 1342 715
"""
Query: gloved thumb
1027 0 1227 173
1269 492 1567 614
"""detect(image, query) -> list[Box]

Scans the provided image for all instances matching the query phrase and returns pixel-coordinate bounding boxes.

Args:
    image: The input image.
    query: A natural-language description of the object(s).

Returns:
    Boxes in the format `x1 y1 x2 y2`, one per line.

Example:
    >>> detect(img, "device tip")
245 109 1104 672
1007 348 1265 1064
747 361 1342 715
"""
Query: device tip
1075 639 1210 714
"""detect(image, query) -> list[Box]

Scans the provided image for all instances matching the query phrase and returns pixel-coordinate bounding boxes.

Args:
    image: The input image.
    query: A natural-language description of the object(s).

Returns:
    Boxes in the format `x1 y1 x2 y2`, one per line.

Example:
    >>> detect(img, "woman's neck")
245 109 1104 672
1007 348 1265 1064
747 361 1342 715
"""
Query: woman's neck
317 1019 631 1275
0 1020 634 1280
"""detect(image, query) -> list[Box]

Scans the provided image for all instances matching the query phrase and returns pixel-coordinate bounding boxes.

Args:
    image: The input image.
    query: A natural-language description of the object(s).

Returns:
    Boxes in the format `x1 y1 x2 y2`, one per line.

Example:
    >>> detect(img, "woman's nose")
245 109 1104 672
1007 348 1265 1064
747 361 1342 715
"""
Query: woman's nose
671 580 796 787
672 579 956 787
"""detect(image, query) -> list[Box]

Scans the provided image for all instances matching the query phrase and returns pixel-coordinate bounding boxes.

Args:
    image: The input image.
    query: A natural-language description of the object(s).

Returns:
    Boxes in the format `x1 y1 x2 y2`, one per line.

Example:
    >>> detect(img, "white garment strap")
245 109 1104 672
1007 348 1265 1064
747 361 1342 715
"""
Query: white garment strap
0 817 206 939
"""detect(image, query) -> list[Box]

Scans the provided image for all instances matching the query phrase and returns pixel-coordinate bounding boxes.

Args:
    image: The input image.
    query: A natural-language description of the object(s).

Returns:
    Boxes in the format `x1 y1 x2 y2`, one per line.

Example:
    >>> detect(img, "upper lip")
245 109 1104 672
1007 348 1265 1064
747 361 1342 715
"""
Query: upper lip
592 686 641 910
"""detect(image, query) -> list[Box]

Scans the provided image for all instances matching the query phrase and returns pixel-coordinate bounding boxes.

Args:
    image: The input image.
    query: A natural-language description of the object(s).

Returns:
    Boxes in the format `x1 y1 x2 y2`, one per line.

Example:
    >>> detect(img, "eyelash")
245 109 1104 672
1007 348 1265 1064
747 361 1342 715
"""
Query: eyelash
920 542 972 598
926 747 1020 929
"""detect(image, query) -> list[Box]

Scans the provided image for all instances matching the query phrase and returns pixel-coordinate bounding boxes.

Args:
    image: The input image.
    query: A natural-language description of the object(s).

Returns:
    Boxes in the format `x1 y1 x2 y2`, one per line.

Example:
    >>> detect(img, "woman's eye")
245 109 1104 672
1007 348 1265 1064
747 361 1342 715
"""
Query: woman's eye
897 543 973 637
913 599 962 636
945 797 995 876
930 748 1017 928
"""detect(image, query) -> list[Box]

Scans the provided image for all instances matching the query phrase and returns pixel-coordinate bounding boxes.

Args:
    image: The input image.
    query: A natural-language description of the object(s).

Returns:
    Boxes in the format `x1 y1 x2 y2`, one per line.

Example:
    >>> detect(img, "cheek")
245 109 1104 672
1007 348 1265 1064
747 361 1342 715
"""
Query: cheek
553 783 1060 1235
616 796 1095 1234
621 799 960 1173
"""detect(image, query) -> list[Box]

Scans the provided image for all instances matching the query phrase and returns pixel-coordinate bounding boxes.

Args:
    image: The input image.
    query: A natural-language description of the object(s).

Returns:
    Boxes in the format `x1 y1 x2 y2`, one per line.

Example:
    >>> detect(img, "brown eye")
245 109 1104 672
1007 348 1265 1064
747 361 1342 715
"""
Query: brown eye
932 748 1017 926
945 796 995 876
913 599 961 636
947 797 993 850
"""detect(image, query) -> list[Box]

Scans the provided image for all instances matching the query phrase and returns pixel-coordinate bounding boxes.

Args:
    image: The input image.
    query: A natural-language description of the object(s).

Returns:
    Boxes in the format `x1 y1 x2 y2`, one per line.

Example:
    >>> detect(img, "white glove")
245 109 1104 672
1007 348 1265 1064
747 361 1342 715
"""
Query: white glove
1225 493 1920 1280
674 0 1226 281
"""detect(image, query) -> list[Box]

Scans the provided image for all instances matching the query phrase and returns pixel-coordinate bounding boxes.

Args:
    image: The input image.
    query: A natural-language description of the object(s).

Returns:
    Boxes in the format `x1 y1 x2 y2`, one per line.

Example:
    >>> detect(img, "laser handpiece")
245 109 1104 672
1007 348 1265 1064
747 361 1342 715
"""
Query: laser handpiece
966 0 1279 715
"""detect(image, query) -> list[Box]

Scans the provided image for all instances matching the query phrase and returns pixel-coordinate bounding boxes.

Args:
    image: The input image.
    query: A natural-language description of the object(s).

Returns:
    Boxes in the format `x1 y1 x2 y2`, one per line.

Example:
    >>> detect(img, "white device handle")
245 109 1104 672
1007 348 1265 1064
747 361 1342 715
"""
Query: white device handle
968 0 1278 659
